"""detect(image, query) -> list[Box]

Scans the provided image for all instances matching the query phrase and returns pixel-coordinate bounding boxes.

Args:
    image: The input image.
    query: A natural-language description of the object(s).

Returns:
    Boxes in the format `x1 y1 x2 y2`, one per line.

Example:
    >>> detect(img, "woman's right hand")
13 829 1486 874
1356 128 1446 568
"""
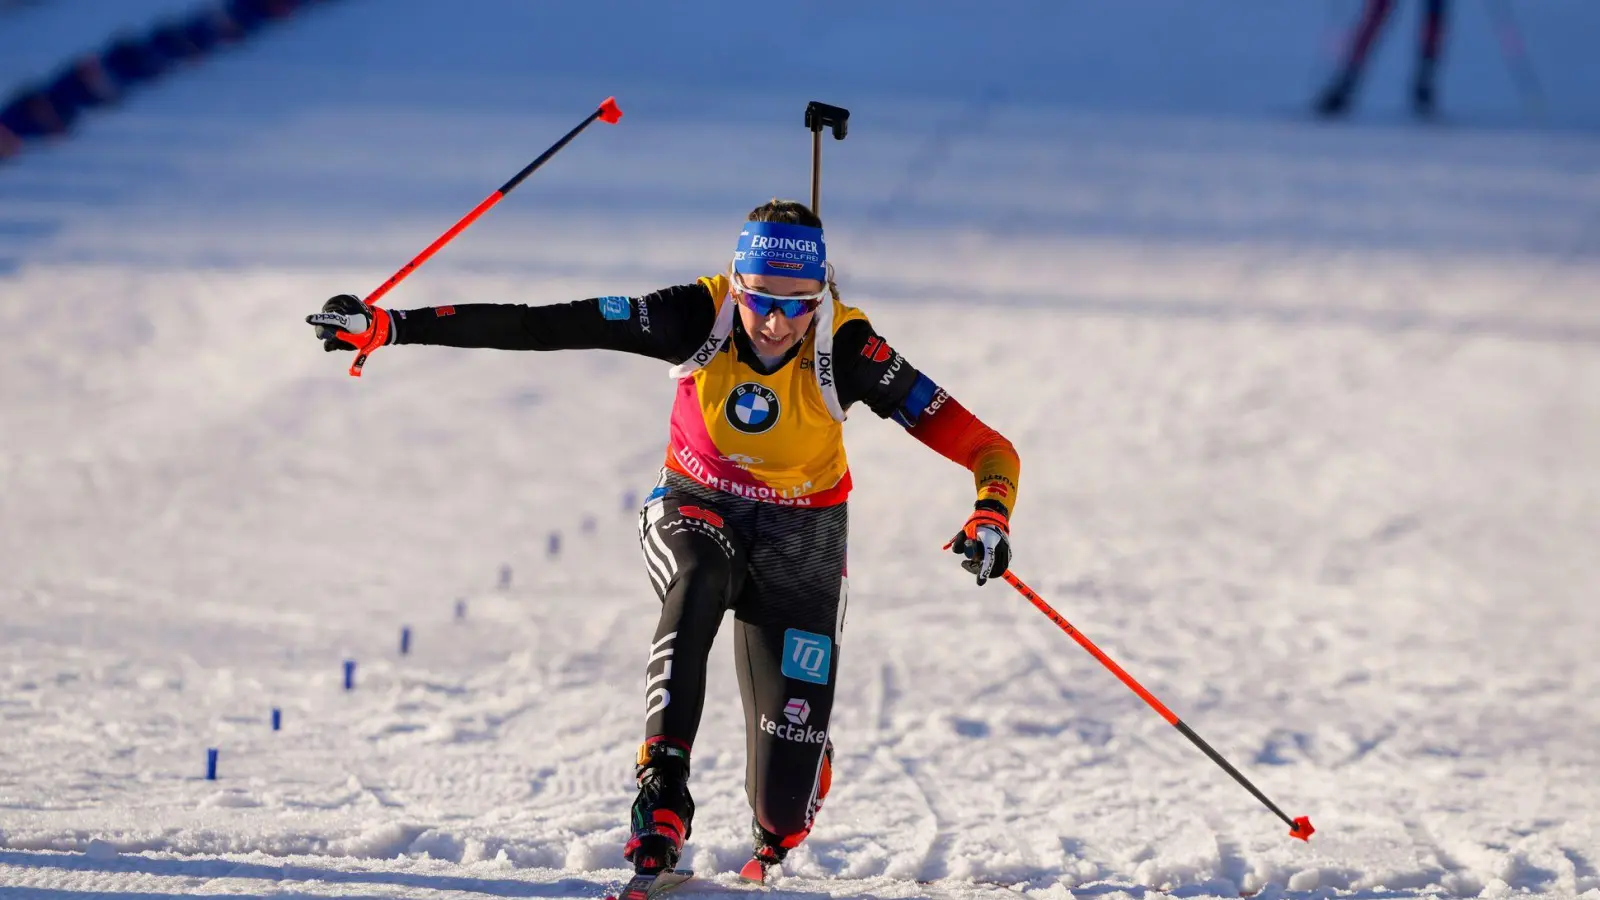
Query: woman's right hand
307 294 391 353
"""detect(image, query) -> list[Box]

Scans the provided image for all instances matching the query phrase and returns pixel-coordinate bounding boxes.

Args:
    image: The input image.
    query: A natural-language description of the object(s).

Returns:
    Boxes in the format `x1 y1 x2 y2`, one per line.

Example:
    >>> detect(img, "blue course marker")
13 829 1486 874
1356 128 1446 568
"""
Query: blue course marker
271 708 281 731
343 660 356 691
206 748 218 780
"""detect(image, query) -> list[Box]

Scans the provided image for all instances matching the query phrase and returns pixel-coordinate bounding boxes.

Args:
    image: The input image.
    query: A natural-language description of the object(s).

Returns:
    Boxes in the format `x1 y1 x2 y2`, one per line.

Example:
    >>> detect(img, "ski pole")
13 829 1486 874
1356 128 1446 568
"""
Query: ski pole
1001 571 1316 842
347 96 624 377
1483 0 1544 118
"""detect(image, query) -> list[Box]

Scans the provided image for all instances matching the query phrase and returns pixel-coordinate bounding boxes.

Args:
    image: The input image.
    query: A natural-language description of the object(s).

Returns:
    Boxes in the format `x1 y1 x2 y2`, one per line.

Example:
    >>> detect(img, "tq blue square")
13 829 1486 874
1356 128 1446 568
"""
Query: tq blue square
782 628 832 685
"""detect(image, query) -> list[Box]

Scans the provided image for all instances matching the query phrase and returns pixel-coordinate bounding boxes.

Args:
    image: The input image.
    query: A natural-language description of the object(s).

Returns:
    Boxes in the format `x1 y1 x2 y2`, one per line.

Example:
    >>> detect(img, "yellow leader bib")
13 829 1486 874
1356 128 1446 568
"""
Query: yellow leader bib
662 273 867 507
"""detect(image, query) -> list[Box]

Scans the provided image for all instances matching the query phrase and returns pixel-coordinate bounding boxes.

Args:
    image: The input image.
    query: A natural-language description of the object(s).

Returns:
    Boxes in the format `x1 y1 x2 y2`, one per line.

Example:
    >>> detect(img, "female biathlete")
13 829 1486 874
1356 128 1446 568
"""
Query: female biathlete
306 200 1021 882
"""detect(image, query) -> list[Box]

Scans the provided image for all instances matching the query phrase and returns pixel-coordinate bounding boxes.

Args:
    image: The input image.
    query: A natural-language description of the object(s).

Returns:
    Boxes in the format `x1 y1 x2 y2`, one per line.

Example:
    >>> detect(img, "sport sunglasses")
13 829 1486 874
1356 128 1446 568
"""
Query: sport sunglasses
730 271 829 319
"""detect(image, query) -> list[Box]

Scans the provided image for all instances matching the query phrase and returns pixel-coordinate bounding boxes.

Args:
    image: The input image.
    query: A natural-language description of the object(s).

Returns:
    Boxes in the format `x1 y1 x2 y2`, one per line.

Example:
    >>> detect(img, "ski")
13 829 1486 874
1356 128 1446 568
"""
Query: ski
607 868 694 900
738 857 770 884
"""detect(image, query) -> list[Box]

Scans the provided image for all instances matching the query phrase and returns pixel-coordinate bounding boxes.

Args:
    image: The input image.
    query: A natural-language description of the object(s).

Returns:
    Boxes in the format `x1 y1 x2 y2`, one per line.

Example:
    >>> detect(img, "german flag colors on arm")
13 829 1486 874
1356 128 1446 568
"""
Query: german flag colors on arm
904 389 1020 520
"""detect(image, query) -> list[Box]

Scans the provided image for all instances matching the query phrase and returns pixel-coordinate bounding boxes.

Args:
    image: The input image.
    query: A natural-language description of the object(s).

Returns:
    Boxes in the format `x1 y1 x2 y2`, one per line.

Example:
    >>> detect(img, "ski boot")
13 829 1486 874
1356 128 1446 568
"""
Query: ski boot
1314 72 1356 118
1412 70 1437 118
623 738 695 875
739 824 793 885
739 741 833 884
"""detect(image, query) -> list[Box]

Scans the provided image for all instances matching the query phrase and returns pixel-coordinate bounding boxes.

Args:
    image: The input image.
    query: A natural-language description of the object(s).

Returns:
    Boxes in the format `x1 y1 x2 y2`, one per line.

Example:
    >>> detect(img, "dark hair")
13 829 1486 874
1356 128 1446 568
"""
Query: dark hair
742 199 836 300
746 198 823 229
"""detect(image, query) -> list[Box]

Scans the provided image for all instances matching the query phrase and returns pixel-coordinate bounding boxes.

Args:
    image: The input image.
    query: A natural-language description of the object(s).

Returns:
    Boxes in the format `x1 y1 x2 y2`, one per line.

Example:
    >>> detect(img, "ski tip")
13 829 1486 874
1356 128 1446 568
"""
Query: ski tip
599 96 623 124
738 858 767 884
1289 815 1316 841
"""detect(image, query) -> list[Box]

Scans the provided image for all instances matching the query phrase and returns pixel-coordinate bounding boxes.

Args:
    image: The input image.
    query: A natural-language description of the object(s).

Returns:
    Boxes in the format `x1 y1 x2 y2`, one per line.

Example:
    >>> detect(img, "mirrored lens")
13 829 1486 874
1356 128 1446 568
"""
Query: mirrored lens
735 288 819 319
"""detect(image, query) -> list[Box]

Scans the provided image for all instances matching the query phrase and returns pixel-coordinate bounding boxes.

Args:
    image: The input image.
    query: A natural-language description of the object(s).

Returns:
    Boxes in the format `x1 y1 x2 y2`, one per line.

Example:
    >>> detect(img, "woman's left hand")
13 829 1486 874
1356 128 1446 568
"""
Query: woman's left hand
946 507 1011 586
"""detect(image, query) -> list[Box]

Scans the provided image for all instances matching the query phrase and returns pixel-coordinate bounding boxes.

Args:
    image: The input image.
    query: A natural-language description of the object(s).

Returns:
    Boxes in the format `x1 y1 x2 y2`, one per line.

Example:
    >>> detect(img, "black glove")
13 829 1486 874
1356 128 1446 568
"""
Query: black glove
306 294 391 353
946 505 1012 587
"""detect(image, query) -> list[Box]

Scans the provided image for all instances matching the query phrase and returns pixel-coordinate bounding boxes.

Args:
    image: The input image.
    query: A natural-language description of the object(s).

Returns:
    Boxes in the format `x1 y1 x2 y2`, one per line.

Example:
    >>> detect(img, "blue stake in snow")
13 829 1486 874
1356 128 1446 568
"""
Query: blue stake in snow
343 659 356 690
454 598 467 620
581 514 597 534
547 531 562 558
400 626 412 655
498 564 513 590
623 489 638 511
206 748 218 780
271 708 281 731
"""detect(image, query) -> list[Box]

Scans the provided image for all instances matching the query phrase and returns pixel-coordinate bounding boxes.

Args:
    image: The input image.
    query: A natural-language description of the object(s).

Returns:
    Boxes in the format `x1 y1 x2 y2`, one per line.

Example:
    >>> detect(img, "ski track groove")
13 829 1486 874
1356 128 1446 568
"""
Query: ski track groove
1210 828 1247 894
874 659 898 736
898 757 955 884
1402 818 1475 894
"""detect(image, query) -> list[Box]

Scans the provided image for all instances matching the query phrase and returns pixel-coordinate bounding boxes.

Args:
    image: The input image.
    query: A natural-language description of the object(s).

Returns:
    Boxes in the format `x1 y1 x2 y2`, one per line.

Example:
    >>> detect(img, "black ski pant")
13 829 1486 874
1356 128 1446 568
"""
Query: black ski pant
1337 0 1451 82
637 471 845 839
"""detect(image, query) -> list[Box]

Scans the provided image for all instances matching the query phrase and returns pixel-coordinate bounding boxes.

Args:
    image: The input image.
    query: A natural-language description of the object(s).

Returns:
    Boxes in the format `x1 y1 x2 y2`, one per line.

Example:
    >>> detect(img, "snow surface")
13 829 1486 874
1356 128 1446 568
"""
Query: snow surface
2 1 1599 898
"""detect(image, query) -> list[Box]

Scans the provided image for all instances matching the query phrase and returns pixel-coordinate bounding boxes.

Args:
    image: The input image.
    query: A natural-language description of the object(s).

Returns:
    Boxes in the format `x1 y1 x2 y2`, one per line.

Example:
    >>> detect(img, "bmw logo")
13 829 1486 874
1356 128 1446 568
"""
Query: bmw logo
726 383 780 435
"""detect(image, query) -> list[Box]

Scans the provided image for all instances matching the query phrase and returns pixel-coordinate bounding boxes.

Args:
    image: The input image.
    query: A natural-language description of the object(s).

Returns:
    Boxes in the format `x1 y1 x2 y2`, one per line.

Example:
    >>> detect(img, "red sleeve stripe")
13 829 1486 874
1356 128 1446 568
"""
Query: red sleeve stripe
907 394 1021 513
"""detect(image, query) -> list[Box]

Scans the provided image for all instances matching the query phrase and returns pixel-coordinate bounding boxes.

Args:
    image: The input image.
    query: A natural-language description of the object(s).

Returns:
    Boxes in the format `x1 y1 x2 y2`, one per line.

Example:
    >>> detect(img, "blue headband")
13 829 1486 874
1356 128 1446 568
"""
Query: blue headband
733 221 827 282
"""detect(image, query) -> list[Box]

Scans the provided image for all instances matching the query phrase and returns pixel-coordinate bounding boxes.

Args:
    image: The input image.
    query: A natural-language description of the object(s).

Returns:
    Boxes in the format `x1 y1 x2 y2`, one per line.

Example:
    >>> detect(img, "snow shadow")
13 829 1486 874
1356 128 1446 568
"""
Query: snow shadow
0 850 608 899
1067 887 1432 900
0 883 400 890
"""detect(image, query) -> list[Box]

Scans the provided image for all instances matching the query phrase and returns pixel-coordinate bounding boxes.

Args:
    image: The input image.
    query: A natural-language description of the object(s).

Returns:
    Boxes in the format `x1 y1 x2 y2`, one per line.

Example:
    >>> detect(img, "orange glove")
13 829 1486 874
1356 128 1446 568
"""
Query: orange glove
945 504 1011 586
306 294 393 355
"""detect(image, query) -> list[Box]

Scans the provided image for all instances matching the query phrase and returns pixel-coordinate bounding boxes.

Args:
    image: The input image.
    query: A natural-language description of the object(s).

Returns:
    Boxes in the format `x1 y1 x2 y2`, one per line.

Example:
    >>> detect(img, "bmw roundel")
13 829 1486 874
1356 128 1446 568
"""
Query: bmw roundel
726 383 781 435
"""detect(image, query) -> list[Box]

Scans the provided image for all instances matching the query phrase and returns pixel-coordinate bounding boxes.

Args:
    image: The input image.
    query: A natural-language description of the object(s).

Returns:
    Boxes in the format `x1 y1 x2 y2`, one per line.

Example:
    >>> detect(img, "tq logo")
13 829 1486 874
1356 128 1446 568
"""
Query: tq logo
781 629 833 685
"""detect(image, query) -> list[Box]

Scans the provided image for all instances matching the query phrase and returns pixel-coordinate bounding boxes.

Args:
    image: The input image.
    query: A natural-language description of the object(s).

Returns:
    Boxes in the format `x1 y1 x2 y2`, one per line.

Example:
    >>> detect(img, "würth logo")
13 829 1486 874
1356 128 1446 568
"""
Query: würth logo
680 506 725 528
860 337 892 363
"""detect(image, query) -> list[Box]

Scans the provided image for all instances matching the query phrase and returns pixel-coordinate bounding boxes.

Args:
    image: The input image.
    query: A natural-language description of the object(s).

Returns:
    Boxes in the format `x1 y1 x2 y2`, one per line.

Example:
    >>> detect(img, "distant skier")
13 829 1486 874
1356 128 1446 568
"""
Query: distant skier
306 199 1021 882
1316 0 1451 117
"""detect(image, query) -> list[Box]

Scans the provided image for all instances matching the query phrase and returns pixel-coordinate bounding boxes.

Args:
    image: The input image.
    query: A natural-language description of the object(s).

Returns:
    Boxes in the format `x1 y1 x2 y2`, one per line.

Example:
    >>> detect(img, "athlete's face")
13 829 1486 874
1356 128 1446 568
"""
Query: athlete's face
735 273 822 358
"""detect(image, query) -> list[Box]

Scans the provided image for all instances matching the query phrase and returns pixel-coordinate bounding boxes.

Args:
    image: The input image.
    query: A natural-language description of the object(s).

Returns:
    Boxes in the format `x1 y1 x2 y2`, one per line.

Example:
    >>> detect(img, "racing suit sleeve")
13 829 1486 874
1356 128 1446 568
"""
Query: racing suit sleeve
388 281 716 365
833 319 1021 516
